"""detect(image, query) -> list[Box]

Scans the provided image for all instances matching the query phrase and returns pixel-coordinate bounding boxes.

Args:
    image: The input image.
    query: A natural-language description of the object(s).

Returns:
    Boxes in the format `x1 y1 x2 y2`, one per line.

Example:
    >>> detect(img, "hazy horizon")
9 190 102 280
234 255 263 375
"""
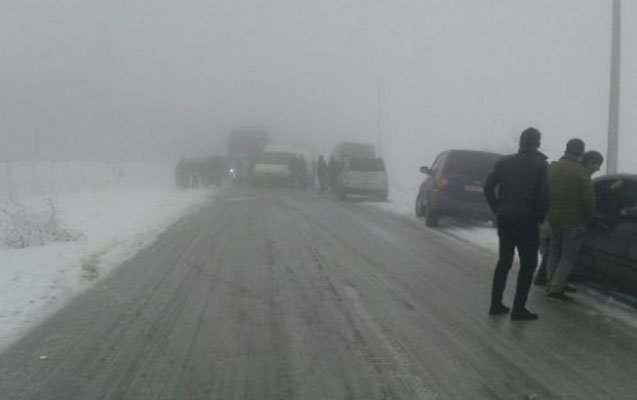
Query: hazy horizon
1 1 635 175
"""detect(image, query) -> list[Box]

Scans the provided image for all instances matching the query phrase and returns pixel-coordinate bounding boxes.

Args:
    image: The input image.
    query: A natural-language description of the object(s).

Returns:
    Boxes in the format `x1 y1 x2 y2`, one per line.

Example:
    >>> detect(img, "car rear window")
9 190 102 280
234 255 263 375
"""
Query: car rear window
595 178 637 217
259 152 295 165
444 152 501 177
349 158 386 172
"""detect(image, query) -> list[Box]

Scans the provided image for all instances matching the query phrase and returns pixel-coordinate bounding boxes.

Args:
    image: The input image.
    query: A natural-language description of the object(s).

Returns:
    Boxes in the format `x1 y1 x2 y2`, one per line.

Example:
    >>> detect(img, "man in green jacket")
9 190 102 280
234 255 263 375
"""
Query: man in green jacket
533 150 604 286
546 139 595 301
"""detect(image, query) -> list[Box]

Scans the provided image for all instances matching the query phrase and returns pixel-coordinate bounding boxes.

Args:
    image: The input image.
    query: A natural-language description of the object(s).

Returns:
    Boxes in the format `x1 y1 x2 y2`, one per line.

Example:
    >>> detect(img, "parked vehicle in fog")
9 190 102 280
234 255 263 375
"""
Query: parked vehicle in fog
336 157 388 201
331 142 376 166
251 151 297 187
575 174 637 295
415 150 502 226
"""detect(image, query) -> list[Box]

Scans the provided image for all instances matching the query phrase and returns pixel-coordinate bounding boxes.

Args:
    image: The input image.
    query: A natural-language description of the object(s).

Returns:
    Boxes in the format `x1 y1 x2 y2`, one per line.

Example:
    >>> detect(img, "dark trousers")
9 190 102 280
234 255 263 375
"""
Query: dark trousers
533 236 551 284
491 217 539 311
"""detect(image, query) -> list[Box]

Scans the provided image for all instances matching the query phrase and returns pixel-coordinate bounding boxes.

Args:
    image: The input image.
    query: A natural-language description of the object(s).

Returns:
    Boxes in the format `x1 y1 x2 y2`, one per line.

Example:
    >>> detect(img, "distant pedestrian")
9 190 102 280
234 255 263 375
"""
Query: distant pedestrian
545 140 595 302
298 155 308 189
317 155 328 192
484 127 549 321
534 150 604 286
328 156 338 191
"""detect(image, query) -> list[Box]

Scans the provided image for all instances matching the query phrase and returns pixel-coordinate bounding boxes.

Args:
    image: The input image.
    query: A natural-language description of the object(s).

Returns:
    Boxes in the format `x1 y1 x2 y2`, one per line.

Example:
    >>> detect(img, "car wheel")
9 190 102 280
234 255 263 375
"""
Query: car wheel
415 195 424 217
424 203 439 227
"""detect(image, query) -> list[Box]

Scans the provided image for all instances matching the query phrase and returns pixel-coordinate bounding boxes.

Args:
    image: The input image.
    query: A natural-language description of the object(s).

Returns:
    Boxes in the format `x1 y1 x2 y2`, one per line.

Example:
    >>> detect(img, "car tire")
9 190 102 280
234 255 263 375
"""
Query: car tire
339 188 347 201
415 195 424 217
424 204 439 227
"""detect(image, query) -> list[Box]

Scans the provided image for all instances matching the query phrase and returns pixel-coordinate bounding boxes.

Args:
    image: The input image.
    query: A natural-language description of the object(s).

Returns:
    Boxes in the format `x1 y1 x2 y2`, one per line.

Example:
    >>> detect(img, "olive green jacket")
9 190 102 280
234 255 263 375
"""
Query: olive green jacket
547 155 595 229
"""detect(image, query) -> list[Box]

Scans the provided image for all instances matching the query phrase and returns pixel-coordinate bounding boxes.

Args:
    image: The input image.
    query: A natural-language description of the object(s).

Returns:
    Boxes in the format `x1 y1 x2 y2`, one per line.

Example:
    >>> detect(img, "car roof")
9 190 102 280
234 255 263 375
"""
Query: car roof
594 174 637 183
443 149 504 157
347 157 384 162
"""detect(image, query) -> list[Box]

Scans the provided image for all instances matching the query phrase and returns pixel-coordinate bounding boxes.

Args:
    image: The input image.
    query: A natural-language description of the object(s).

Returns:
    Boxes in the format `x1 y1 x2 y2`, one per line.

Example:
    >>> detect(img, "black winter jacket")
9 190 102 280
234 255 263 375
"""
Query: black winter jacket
484 149 549 223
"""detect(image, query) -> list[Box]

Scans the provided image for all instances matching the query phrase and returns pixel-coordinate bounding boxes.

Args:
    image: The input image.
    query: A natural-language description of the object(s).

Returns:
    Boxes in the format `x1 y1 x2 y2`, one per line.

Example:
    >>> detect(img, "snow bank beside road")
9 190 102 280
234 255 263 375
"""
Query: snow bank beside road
0 187 211 351
373 180 499 253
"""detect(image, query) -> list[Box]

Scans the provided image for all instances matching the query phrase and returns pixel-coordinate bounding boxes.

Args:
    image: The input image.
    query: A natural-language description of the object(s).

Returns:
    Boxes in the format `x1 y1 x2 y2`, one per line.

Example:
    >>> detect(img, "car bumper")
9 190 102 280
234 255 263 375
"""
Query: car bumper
344 187 388 197
430 192 494 220
252 174 293 186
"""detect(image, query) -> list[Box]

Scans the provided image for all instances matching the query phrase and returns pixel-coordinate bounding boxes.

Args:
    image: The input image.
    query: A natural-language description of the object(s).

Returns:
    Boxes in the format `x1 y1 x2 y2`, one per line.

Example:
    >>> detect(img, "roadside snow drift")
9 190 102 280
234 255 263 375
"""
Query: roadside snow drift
0 162 211 351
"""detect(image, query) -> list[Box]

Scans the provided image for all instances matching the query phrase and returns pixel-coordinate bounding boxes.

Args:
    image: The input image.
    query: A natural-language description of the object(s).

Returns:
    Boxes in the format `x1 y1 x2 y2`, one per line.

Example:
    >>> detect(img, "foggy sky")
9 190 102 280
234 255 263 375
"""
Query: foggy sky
1 1 635 174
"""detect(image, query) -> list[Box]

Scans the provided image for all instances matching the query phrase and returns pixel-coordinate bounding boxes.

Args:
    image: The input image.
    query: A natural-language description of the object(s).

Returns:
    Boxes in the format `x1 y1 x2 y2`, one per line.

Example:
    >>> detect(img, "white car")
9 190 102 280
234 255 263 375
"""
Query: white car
337 158 389 201
252 151 295 186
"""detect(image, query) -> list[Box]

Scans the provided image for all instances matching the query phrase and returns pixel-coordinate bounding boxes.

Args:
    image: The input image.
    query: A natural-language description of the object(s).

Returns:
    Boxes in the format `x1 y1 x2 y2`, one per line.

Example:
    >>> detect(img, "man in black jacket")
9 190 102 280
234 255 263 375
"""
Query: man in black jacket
484 128 549 321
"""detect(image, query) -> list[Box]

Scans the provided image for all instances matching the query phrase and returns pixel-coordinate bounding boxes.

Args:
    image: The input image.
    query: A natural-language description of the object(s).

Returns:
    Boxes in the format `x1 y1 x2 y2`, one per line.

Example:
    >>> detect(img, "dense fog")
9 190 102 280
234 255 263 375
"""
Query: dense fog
1 0 635 177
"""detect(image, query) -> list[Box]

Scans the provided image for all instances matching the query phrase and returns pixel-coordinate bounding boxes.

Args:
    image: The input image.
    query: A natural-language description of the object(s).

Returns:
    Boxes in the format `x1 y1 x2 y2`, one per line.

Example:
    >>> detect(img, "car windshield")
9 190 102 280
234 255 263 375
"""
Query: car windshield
349 158 386 172
445 152 502 178
259 152 295 165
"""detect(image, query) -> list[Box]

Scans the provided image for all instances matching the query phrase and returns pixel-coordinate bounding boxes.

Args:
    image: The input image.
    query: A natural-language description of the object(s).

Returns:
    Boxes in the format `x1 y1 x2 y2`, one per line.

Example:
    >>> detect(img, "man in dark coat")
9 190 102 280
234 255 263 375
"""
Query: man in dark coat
484 127 549 321
327 156 338 191
317 155 328 192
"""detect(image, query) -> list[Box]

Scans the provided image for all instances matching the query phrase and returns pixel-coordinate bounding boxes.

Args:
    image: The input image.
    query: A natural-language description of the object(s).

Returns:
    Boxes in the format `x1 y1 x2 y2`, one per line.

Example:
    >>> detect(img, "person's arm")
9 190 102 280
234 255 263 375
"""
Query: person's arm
483 165 500 213
581 173 595 222
536 162 550 222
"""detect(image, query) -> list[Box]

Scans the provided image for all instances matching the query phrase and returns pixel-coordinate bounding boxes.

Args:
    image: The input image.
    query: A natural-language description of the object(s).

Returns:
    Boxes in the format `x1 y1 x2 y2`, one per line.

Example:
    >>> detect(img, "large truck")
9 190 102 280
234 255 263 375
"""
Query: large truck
226 129 269 182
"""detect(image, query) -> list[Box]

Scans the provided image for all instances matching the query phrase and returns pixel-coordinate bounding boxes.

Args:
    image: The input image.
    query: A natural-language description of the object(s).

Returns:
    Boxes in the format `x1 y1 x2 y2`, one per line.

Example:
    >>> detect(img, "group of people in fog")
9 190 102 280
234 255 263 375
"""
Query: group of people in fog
288 155 310 189
485 127 605 321
175 156 226 190
316 155 341 193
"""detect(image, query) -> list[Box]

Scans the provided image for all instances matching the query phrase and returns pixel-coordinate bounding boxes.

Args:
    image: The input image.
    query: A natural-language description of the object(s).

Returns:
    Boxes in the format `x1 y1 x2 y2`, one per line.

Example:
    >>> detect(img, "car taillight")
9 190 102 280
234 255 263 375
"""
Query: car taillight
435 176 448 192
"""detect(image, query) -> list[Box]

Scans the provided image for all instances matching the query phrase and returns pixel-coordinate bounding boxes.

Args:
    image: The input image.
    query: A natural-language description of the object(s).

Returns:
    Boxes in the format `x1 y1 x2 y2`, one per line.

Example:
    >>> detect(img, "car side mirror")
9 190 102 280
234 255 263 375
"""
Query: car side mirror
620 207 637 220
419 166 431 175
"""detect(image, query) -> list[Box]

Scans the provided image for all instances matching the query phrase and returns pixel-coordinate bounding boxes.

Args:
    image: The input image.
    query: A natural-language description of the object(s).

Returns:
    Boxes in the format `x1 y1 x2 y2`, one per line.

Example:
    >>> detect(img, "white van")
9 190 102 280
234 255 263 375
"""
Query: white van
252 151 296 186
337 158 388 201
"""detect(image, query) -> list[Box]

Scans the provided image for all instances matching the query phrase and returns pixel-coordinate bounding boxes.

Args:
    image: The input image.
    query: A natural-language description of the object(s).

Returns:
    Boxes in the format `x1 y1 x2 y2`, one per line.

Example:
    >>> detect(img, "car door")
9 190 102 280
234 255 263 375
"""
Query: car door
616 180 637 293
581 178 637 291
422 153 444 203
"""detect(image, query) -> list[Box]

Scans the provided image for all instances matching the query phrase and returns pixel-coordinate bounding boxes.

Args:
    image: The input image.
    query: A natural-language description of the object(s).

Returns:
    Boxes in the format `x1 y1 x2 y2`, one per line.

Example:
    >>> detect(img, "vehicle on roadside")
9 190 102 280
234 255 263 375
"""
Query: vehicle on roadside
331 142 376 166
415 149 502 226
574 174 637 296
251 150 297 187
336 157 388 201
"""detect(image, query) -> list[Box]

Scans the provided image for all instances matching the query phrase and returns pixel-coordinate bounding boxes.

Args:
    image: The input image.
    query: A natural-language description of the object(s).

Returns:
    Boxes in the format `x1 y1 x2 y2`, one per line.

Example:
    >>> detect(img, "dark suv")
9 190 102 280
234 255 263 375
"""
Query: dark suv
415 150 502 227
574 174 637 295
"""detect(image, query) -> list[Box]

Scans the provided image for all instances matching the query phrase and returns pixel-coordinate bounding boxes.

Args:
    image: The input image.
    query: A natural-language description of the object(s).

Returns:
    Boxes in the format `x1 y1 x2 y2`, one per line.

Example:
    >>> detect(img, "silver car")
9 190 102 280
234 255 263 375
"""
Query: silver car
337 158 389 201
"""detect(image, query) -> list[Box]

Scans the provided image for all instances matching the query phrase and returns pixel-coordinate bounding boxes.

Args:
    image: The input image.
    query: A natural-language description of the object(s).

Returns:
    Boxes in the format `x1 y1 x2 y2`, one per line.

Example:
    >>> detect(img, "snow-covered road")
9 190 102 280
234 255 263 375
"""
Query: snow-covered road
1 187 637 399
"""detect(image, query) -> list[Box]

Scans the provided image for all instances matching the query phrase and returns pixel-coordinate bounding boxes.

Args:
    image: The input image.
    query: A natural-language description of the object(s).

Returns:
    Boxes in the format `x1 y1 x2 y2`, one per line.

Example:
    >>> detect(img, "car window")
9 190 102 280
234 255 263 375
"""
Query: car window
431 154 443 174
348 158 386 172
595 179 637 217
444 152 502 178
259 152 294 165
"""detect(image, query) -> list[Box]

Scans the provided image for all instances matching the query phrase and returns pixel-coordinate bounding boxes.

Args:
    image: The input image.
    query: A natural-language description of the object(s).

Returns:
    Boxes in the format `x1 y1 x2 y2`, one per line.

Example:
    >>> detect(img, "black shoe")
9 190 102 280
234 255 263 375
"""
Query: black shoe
564 285 578 293
547 292 574 303
489 303 510 316
511 308 539 321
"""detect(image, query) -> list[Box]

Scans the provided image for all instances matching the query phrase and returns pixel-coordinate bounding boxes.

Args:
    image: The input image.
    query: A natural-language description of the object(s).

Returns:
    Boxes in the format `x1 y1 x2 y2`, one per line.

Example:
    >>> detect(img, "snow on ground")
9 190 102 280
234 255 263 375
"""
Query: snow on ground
0 162 212 351
373 179 499 254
